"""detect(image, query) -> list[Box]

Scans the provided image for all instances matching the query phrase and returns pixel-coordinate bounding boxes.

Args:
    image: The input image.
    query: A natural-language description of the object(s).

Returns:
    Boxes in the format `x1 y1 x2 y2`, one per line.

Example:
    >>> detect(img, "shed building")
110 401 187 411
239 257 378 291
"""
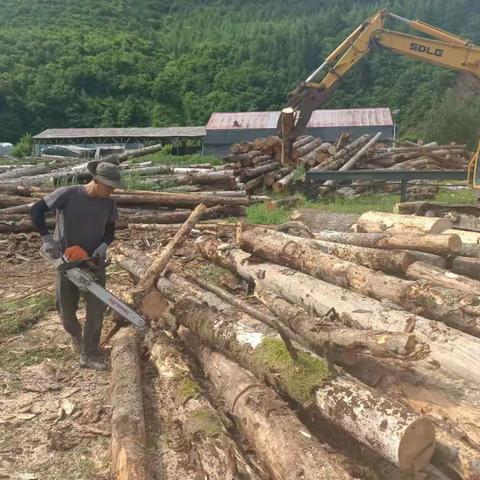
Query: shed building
33 127 206 156
204 108 394 156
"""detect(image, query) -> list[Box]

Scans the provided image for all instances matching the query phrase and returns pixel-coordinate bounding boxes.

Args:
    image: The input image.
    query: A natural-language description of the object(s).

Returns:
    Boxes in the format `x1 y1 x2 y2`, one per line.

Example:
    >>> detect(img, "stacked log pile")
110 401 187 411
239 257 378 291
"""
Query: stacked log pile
224 135 469 198
109 206 480 479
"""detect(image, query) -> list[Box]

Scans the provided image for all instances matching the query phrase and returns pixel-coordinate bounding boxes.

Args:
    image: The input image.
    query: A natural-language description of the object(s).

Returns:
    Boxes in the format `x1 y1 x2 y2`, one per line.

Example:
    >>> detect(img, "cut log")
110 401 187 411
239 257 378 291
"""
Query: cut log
0 194 36 208
243 162 280 180
121 205 246 225
179 328 353 480
0 163 50 180
264 167 289 186
110 192 249 208
313 230 462 256
255 287 417 360
355 212 452 234
294 237 415 274
406 261 480 292
272 169 296 193
168 291 435 471
244 175 265 192
452 256 480 280
116 253 435 471
403 250 447 269
168 263 418 362
238 226 480 335
265 195 302 211
312 134 371 171
110 329 149 480
292 138 324 159
195 237 480 386
146 330 256 480
318 133 383 197
138 203 207 289
280 107 295 165
293 135 315 150
290 209 359 232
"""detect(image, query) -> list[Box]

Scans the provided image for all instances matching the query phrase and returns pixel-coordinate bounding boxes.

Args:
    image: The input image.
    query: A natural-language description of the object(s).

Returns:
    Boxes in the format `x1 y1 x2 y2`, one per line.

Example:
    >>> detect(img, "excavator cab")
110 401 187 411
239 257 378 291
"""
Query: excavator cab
467 142 480 192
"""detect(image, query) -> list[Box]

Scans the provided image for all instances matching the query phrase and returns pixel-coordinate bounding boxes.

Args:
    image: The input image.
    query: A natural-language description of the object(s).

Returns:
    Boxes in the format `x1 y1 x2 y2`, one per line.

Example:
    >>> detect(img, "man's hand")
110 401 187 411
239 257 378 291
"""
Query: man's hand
92 242 108 264
41 234 61 259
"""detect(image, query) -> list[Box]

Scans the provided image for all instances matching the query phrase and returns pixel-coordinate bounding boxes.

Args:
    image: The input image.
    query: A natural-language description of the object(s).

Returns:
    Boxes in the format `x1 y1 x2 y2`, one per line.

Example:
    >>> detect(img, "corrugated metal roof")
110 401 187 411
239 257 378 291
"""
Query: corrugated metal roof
206 108 393 130
34 127 206 139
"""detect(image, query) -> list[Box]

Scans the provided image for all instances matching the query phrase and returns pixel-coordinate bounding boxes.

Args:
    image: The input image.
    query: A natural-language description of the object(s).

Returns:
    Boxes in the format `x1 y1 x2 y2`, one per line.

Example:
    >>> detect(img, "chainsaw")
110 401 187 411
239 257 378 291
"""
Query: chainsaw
41 248 146 330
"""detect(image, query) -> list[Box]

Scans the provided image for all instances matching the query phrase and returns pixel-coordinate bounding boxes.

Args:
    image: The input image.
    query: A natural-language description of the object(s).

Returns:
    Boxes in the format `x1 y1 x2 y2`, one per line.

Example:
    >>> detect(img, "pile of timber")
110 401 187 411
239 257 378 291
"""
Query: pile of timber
0 144 266 234
111 208 480 479
225 135 469 198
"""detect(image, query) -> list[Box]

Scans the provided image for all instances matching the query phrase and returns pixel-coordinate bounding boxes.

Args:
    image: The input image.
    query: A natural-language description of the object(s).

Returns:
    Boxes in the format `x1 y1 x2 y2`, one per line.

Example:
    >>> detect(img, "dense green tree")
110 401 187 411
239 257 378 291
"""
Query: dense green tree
0 0 478 145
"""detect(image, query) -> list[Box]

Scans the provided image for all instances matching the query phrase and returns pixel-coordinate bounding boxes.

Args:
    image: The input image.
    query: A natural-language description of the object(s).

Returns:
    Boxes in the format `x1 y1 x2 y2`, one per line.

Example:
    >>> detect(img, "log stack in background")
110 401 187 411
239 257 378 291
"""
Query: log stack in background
224 135 469 198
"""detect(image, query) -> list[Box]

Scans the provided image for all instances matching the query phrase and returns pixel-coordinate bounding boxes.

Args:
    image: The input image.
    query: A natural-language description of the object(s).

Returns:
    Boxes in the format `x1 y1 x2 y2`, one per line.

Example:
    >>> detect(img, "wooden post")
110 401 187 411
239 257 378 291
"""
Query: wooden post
280 107 295 165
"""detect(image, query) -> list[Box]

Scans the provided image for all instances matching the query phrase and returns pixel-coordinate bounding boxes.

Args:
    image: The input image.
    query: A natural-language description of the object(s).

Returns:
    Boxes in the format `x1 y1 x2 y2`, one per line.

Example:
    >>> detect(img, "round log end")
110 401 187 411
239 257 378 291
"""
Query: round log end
398 417 435 471
448 234 462 253
272 183 285 194
429 218 452 234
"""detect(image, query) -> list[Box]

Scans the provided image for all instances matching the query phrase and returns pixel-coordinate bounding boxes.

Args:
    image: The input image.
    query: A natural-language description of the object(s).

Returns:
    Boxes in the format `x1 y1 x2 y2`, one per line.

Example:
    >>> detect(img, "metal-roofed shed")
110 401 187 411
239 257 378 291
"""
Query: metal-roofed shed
204 108 394 156
33 127 206 156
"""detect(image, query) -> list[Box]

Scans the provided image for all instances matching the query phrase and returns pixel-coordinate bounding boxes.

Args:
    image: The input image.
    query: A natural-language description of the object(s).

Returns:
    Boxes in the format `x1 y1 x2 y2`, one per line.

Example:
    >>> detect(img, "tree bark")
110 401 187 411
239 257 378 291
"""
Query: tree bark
0 194 36 208
121 205 245 225
0 163 50 180
265 195 302 210
293 237 414 274
111 192 249 208
179 328 353 480
313 230 462 256
254 287 417 360
146 330 257 480
195 237 480 386
243 162 280 180
292 138 324 160
311 134 371 171
238 227 480 335
167 289 435 471
272 170 296 193
452 256 480 280
355 212 452 234
280 107 295 165
110 328 150 480
168 263 418 363
406 261 480 292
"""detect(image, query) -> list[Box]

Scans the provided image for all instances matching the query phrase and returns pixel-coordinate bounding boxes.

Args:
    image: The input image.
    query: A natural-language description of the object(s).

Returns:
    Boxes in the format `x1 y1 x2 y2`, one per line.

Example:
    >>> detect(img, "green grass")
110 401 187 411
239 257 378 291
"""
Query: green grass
246 187 478 225
0 345 76 373
0 292 56 336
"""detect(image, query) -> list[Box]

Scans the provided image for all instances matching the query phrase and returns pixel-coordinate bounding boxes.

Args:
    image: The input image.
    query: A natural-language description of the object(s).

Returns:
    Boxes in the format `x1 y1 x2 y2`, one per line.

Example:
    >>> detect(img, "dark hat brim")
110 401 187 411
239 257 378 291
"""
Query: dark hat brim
94 174 125 189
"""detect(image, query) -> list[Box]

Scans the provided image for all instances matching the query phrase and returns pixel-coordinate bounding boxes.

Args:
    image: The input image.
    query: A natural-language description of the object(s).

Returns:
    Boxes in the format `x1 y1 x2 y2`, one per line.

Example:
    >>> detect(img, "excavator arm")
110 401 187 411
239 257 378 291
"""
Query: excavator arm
283 10 480 142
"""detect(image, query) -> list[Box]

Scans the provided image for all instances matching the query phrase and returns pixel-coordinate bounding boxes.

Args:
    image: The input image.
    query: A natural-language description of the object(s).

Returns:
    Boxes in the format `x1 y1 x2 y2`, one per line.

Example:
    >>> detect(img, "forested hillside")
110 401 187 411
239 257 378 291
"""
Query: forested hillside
1 0 479 144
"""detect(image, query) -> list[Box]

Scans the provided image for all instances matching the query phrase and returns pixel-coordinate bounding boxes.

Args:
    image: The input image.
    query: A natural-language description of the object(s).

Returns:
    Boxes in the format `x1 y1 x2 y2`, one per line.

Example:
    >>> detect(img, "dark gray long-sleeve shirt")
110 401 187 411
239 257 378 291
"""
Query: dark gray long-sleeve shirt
40 186 118 255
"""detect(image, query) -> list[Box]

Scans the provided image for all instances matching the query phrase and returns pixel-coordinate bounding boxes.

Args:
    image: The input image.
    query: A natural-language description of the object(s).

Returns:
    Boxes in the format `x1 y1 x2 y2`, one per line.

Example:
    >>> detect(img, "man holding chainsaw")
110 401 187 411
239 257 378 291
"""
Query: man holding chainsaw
30 161 123 371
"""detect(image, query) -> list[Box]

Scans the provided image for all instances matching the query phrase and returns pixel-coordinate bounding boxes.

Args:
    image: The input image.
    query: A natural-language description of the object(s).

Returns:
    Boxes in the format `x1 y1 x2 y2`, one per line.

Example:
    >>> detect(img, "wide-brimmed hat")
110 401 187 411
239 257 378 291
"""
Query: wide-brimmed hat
87 161 125 189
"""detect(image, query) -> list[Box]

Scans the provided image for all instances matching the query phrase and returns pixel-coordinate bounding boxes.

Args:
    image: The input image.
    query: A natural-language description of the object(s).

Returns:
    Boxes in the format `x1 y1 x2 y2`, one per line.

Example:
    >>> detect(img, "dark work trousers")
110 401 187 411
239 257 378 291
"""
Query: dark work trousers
56 269 107 355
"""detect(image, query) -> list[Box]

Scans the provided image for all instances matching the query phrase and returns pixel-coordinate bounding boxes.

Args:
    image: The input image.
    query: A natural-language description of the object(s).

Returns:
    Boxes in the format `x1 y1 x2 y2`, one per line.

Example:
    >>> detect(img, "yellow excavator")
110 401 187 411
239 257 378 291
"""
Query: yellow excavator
280 9 480 187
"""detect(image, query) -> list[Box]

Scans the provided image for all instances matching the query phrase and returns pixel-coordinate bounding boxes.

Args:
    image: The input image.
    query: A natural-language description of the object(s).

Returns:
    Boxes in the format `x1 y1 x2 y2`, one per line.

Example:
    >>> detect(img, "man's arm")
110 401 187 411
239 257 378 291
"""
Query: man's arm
30 199 61 258
30 199 51 235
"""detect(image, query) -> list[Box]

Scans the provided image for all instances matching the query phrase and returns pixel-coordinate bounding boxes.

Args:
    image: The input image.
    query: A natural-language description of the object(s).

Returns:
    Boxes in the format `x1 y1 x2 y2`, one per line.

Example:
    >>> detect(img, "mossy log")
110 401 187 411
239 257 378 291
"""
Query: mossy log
255 286 418 360
292 236 414 275
313 230 462 256
406 261 480 293
355 211 452 234
237 227 480 335
110 329 150 480
194 237 480 387
179 327 353 480
114 249 435 470
167 291 435 471
146 330 258 480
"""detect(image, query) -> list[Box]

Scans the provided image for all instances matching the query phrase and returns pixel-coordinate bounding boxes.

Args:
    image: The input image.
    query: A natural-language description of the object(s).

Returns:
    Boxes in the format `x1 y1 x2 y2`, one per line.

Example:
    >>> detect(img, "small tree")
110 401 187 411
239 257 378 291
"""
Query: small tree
12 133 34 158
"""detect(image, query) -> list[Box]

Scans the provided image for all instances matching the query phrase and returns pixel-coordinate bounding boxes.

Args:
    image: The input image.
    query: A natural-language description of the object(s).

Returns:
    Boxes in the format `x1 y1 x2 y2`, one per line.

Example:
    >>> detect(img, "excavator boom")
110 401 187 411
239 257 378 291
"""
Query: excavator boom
281 10 480 146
